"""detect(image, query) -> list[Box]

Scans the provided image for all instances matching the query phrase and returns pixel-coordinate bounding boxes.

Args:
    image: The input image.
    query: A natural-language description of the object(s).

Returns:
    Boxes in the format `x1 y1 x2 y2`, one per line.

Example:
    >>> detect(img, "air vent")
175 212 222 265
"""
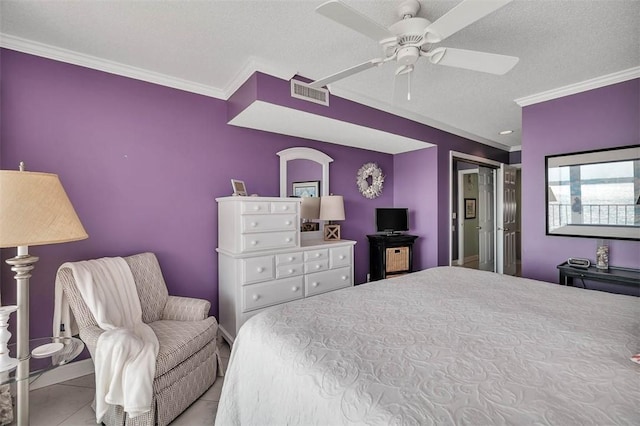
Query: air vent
290 80 329 106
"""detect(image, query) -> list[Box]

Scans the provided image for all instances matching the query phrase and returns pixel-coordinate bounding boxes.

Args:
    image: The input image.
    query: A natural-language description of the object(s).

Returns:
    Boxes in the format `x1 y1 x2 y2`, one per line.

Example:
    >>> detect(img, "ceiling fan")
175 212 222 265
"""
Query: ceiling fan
308 0 519 99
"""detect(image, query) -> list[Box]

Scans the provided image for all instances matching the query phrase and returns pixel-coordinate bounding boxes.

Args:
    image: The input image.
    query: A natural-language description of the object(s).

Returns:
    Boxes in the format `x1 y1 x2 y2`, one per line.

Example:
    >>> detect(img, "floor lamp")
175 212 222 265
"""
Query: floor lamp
0 164 88 425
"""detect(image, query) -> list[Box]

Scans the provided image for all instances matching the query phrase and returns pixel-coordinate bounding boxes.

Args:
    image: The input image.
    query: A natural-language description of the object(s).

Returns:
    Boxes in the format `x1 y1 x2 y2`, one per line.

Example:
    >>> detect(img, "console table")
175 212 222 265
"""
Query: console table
367 234 418 281
557 262 640 293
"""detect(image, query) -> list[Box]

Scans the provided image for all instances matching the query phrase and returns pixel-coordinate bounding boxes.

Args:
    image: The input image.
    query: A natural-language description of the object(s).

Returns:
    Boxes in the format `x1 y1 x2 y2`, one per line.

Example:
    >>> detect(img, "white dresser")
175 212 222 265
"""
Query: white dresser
216 196 356 343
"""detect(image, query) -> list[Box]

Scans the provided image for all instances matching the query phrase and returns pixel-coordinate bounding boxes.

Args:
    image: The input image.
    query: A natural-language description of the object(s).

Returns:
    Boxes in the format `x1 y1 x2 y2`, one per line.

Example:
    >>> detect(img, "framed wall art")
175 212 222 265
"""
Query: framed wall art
465 198 477 219
292 180 320 198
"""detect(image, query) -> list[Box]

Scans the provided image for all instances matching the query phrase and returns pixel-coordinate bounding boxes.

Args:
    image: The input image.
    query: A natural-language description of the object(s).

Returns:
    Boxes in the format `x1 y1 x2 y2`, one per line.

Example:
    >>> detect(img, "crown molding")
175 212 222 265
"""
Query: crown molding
509 145 522 152
0 33 300 101
222 57 296 99
514 67 640 107
328 85 512 152
0 33 226 99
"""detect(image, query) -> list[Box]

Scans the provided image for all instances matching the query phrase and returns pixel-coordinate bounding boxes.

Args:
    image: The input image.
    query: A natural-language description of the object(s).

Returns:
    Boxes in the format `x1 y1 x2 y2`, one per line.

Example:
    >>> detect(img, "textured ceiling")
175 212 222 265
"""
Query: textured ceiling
1 0 639 151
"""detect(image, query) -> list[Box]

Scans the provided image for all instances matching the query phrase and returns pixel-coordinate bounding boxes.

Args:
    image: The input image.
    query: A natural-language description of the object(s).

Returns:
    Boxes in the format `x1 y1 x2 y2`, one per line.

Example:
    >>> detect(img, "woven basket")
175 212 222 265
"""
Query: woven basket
386 247 409 273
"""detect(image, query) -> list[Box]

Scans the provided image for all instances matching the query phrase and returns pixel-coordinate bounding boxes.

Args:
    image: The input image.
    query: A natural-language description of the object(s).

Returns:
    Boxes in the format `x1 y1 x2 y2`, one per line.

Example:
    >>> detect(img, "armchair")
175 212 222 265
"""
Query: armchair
56 252 221 426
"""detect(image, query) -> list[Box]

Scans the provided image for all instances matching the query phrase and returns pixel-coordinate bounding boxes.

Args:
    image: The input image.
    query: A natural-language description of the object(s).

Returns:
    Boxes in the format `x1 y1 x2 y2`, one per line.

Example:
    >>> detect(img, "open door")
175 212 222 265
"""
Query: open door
477 167 495 271
497 165 518 275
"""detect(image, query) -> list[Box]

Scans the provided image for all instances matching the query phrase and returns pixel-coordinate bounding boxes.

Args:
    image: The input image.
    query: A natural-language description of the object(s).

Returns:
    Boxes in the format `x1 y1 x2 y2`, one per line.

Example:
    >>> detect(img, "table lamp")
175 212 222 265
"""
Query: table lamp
319 195 345 241
300 197 321 232
0 163 88 425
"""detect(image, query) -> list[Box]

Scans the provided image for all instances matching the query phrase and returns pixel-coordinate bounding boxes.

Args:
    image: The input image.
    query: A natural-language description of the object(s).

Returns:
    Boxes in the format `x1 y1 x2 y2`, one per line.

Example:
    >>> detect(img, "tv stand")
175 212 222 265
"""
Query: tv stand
367 234 418 281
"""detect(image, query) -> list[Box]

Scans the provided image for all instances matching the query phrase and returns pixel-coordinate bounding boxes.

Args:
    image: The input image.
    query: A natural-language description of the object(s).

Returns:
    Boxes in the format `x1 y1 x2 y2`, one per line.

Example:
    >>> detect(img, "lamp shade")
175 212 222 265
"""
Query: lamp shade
300 196 321 220
0 170 88 248
319 195 345 221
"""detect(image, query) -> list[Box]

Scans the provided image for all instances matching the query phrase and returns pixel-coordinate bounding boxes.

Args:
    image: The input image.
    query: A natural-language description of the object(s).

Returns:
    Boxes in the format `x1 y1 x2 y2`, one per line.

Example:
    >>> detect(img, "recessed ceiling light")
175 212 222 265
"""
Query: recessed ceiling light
499 130 513 135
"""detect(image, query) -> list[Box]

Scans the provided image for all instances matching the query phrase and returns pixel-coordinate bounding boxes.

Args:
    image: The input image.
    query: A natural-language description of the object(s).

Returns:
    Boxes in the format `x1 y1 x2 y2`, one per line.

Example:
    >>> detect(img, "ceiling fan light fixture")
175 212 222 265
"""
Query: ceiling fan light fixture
397 46 421 66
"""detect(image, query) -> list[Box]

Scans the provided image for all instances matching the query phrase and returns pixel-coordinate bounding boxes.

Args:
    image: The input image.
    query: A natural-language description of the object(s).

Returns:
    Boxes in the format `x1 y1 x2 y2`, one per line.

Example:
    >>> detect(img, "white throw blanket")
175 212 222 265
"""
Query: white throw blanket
54 257 159 423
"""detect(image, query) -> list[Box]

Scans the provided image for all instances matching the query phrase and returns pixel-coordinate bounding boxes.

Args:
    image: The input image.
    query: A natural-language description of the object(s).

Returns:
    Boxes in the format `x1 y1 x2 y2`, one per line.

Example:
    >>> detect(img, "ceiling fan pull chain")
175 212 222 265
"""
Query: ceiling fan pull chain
407 69 411 101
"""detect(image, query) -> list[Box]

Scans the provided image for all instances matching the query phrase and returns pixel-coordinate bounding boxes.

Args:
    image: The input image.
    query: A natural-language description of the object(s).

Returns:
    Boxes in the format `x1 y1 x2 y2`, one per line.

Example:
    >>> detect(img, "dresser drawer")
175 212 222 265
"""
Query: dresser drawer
241 231 297 252
276 263 304 279
242 256 274 284
275 252 303 266
241 201 270 214
242 276 303 312
304 248 329 262
304 259 329 274
270 202 298 214
330 246 351 269
241 214 297 233
305 267 352 297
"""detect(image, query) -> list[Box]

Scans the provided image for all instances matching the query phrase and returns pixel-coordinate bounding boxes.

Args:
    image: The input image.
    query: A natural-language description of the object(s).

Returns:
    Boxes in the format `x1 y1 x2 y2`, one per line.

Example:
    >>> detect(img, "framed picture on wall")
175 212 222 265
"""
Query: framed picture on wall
292 181 320 198
465 198 476 219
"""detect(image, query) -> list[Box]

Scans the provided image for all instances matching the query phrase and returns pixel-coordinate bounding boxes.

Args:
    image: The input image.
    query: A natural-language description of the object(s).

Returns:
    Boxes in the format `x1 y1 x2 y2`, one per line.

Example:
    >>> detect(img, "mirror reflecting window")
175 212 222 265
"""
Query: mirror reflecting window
546 145 640 240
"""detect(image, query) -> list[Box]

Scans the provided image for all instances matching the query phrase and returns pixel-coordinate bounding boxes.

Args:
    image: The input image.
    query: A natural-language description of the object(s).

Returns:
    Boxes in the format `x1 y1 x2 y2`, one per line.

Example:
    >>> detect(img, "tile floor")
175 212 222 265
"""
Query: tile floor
10 340 231 426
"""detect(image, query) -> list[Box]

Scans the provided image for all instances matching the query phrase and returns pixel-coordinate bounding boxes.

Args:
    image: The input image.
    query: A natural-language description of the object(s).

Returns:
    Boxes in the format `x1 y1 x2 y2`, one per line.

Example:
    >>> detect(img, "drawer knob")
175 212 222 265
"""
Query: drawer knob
257 267 264 272
251 240 258 246
312 282 318 287
282 206 289 210
285 221 292 225
341 275 347 280
315 253 321 258
250 222 257 227
339 255 345 260
253 206 260 211
291 286 298 292
288 269 293 274
286 238 292 242
315 265 321 269
252 294 260 301
288 257 294 261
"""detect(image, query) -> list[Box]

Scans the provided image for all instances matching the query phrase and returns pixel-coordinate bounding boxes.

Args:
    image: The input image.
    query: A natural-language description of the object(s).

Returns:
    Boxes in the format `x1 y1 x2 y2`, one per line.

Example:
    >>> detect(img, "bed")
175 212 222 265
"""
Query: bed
215 266 639 425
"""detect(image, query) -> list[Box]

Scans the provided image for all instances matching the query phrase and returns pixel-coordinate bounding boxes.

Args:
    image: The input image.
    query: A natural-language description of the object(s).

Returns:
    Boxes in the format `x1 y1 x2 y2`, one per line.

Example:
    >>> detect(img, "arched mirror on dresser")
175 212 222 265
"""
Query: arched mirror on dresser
277 147 333 240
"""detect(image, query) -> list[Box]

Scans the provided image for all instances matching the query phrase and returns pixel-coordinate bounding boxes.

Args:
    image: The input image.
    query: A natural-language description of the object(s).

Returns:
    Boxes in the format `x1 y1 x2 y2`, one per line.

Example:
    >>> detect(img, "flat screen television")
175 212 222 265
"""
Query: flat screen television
376 208 409 234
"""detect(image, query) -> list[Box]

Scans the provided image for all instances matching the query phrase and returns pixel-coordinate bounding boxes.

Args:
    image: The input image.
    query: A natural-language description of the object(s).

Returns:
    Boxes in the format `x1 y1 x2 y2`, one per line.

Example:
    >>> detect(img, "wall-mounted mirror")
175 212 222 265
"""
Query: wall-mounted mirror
546 145 640 240
277 148 333 236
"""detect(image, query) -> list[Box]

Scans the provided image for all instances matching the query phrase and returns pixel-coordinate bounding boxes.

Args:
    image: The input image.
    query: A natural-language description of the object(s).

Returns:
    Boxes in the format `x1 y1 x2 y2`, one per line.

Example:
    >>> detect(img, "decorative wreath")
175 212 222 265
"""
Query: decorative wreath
356 162 384 199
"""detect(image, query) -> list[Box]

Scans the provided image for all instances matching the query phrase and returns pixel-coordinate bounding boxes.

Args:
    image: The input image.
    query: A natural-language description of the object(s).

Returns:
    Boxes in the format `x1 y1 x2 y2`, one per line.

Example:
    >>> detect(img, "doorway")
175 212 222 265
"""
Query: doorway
449 152 521 275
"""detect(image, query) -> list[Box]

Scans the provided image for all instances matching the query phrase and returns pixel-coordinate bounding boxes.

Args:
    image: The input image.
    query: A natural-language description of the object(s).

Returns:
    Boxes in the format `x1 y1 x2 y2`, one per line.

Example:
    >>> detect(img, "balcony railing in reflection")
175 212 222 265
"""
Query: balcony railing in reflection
549 203 639 229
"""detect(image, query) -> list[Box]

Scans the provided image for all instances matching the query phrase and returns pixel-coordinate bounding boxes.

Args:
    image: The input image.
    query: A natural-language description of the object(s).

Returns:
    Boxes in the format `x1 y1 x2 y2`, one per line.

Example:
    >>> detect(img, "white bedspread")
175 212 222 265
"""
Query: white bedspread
55 258 159 423
216 266 640 425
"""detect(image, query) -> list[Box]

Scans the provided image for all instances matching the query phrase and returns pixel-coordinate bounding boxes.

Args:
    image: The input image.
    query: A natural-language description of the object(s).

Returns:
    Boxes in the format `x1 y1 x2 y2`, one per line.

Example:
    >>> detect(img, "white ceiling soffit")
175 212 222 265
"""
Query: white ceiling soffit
228 100 433 155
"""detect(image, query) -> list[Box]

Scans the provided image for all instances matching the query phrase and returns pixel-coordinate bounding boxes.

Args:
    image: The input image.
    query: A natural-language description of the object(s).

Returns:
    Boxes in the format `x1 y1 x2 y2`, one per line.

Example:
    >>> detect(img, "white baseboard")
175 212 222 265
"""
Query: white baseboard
29 358 94 390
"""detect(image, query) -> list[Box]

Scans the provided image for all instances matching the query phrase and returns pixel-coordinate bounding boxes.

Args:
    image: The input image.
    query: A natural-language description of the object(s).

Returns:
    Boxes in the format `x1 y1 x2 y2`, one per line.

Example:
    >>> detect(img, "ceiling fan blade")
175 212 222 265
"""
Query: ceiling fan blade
427 47 519 75
423 0 513 43
309 59 383 88
316 0 395 41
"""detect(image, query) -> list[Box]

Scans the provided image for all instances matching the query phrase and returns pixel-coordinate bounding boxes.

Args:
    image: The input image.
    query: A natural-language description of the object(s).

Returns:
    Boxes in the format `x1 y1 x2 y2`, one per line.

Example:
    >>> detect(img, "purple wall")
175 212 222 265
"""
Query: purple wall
521 79 640 285
1 49 511 341
394 147 439 269
0 49 395 340
235 72 509 266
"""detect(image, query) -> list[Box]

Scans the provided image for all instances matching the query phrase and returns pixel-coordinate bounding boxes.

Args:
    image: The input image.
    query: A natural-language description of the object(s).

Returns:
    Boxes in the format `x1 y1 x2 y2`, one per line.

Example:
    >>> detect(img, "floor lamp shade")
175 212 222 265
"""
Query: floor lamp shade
0 170 88 248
